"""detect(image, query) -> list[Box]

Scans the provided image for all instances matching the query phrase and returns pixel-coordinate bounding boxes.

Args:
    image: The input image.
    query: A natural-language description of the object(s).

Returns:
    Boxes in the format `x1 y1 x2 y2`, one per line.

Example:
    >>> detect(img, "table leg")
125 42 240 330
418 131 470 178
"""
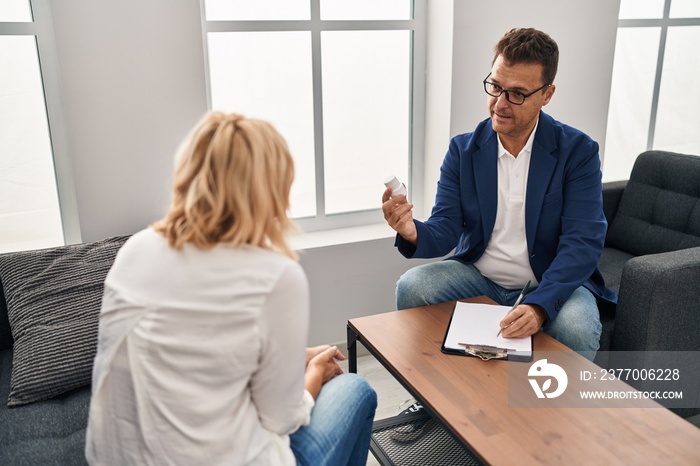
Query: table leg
347 324 358 374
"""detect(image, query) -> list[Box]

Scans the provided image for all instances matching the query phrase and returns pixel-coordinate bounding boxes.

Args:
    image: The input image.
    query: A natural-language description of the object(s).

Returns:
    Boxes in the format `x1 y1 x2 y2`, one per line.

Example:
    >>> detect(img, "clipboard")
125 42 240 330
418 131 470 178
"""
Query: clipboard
441 301 532 362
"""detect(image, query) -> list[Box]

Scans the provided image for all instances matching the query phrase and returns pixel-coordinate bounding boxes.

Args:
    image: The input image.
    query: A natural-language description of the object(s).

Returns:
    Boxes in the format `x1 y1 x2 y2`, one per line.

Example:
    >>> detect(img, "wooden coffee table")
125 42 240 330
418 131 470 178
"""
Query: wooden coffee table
347 297 700 465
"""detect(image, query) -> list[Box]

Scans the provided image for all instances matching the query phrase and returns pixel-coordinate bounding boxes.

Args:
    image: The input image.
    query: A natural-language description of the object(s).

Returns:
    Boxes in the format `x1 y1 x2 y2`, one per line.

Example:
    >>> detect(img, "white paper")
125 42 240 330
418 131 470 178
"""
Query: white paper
443 301 532 353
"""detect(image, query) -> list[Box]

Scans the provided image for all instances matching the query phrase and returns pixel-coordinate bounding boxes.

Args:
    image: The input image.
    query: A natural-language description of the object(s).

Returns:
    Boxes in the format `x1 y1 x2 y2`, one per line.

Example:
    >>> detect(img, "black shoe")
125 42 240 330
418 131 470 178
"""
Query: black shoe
389 401 430 443
399 401 424 415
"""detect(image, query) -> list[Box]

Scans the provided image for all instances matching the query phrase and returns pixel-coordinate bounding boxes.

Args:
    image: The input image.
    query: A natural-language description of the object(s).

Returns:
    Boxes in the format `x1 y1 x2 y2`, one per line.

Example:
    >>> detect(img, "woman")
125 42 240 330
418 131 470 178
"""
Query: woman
85 112 377 465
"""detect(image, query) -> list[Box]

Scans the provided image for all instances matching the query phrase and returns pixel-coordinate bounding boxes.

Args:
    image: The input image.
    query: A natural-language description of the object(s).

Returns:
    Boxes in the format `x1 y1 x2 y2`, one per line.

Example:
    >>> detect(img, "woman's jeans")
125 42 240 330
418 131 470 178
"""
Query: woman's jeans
396 260 602 361
290 373 377 466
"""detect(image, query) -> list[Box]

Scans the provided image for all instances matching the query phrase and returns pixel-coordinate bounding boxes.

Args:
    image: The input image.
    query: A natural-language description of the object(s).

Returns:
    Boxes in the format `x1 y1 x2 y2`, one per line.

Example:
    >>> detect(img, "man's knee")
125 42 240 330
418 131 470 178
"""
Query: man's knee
396 266 432 309
545 288 601 359
396 261 484 310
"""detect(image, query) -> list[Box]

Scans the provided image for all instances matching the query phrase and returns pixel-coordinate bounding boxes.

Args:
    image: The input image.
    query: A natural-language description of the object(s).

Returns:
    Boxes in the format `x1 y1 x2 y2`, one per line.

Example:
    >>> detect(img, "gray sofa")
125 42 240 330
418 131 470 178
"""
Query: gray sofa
596 150 700 419
0 236 129 465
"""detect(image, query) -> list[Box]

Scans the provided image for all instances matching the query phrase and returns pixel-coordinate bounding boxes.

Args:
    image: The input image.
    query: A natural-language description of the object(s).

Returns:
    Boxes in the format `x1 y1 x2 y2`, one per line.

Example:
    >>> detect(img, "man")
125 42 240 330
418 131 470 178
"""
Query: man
382 28 616 360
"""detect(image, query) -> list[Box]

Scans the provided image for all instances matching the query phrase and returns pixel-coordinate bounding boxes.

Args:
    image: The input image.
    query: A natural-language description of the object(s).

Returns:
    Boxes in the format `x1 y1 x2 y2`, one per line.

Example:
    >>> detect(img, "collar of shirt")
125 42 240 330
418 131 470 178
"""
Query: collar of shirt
497 119 540 159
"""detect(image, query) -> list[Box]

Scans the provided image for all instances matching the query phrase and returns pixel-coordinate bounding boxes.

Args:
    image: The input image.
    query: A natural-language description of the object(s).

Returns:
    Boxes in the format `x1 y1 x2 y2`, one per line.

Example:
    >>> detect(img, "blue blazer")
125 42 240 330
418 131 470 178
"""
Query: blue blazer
397 112 617 321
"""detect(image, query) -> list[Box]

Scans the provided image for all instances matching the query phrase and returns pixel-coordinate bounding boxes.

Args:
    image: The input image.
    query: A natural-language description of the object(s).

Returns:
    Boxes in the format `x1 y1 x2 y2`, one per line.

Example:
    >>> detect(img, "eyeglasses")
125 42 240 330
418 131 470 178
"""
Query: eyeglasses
483 72 551 105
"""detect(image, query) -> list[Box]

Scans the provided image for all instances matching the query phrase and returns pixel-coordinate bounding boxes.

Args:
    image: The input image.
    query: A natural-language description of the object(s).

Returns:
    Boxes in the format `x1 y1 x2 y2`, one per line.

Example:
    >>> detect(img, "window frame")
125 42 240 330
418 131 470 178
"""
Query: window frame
199 0 426 233
618 0 700 151
0 0 81 248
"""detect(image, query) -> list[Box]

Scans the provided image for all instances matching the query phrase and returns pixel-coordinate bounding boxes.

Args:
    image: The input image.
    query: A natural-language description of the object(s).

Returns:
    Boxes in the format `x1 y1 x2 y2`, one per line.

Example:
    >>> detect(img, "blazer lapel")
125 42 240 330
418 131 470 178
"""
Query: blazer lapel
473 127 499 244
525 112 558 252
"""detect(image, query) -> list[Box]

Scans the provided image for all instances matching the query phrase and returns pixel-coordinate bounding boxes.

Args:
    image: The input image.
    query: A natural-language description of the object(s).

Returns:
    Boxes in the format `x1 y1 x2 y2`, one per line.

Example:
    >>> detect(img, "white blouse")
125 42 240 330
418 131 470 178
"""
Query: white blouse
85 228 314 466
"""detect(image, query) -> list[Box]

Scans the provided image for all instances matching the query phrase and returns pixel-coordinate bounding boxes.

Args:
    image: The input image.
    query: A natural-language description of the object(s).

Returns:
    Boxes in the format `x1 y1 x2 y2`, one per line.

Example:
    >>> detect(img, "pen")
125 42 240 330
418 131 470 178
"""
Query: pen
497 279 531 337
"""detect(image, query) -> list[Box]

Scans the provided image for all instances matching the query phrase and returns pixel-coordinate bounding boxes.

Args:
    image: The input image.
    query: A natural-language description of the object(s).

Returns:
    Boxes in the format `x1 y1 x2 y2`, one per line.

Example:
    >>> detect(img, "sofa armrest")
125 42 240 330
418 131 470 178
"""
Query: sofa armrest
609 246 700 418
611 246 700 352
602 180 627 231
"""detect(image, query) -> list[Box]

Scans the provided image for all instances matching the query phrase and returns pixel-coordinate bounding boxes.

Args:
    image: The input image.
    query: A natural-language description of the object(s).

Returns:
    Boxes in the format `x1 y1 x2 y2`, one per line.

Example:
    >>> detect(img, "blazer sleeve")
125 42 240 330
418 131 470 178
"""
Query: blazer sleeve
396 137 470 259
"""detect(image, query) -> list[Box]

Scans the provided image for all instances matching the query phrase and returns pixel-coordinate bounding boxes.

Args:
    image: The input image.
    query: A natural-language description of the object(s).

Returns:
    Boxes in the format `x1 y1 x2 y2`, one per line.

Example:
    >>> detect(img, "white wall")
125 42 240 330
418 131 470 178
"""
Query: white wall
422 0 454 218
46 0 622 346
299 239 438 345
50 0 208 242
450 0 620 141
423 0 620 217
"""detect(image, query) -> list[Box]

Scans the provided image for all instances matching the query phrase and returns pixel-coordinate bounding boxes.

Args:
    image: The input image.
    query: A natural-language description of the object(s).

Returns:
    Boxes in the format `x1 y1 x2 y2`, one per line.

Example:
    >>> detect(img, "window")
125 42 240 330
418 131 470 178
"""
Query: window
603 0 700 181
201 0 425 231
0 0 75 253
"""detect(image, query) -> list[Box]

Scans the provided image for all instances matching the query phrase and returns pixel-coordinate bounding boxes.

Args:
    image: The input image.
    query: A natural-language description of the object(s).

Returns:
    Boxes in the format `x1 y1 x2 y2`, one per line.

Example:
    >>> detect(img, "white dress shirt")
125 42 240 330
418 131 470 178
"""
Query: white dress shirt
85 228 314 466
473 122 540 290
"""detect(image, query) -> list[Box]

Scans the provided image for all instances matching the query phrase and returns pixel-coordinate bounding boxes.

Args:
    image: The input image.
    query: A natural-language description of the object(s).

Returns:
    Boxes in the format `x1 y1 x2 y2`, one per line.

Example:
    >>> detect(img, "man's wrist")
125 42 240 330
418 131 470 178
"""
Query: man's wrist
401 230 418 246
532 304 547 326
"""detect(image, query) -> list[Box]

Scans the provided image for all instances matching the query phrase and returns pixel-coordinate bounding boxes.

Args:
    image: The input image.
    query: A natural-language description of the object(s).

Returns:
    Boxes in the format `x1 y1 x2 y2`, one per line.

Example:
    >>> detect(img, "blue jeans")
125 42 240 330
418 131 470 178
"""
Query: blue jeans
396 260 602 361
290 373 377 466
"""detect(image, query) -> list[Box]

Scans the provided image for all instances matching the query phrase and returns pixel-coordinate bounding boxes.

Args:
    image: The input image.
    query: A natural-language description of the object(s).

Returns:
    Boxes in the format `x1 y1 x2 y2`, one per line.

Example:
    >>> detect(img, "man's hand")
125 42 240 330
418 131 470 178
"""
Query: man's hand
499 304 546 338
381 187 417 245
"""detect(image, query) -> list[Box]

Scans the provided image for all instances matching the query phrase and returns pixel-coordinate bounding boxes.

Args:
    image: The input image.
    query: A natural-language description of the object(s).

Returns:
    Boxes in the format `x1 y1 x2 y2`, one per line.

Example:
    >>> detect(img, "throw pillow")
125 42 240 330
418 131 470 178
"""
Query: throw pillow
0 236 129 406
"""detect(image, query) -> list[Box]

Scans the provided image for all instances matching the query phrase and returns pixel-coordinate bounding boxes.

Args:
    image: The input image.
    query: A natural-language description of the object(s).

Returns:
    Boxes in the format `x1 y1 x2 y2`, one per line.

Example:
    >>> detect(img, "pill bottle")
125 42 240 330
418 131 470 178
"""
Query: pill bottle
384 175 407 198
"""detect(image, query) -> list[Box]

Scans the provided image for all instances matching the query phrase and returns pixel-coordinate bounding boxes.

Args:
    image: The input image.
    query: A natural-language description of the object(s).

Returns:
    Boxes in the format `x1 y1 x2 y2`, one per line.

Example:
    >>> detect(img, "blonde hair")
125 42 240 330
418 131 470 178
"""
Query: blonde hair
153 111 298 260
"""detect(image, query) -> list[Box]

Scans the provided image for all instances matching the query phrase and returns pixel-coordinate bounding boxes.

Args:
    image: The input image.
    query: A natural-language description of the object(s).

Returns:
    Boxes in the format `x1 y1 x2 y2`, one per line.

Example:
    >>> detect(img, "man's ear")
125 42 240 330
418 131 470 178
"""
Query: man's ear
542 84 556 106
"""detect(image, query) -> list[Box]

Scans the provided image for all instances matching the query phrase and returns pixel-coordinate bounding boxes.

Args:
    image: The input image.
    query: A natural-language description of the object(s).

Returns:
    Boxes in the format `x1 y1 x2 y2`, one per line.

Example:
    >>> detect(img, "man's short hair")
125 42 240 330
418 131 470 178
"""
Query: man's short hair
494 28 559 86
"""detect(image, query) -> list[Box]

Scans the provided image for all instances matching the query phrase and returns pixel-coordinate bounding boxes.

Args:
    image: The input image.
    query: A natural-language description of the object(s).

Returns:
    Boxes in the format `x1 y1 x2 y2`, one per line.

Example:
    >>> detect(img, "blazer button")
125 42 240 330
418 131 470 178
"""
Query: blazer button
555 300 564 311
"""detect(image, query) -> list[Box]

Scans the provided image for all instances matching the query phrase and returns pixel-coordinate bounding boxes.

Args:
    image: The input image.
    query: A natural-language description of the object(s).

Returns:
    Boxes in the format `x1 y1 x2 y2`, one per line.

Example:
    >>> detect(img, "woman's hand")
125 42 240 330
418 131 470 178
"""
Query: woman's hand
304 346 345 399
305 345 336 366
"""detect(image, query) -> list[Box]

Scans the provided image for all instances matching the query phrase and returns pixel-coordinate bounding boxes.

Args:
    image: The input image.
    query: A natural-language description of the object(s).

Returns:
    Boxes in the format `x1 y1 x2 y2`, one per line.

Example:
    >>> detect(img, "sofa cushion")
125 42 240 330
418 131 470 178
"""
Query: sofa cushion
606 151 700 256
0 279 12 351
0 236 129 406
0 348 89 465
598 247 635 294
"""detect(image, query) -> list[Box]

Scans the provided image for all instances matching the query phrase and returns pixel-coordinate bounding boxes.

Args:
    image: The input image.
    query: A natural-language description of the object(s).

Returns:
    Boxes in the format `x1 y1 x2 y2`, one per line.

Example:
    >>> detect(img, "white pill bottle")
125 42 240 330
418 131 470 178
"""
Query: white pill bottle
384 175 407 198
